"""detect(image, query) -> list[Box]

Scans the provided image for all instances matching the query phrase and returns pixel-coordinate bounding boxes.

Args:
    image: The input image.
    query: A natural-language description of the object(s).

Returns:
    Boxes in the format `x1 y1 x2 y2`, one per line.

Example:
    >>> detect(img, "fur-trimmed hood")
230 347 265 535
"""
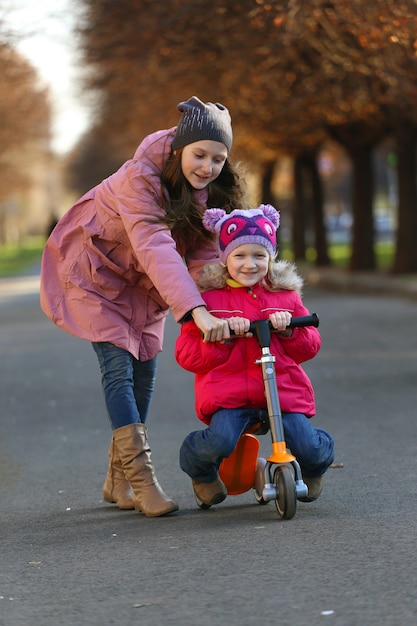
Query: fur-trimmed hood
197 258 304 294
267 259 304 294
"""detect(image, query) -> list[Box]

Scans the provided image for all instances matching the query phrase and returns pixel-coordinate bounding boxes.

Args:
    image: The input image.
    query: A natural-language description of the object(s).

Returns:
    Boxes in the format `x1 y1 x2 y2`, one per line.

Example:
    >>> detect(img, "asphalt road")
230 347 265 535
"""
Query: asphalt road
1 274 417 626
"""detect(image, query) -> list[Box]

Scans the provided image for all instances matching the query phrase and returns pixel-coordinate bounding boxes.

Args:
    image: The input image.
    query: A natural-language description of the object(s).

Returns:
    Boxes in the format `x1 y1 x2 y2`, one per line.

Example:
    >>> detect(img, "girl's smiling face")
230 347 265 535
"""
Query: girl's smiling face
226 243 270 287
180 140 228 189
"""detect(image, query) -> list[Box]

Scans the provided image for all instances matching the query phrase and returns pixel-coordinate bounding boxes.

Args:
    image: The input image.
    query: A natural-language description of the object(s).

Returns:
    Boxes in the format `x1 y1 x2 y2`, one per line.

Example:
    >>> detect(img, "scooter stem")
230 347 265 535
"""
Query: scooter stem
253 320 295 462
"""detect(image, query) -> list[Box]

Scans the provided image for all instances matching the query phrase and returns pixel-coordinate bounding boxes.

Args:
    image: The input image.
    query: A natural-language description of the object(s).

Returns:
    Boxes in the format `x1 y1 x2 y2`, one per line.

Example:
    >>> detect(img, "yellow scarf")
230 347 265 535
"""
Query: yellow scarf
226 278 244 288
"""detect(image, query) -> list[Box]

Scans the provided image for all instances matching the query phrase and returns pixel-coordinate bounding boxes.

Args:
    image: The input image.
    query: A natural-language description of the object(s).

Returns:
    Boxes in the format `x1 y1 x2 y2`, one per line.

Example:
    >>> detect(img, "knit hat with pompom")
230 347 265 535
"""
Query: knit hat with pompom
203 205 280 263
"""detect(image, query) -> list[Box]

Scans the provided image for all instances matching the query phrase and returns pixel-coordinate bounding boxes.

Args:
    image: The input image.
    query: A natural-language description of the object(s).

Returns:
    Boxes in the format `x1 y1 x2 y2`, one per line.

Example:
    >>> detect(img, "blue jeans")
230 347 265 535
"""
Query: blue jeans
180 408 334 483
92 342 157 430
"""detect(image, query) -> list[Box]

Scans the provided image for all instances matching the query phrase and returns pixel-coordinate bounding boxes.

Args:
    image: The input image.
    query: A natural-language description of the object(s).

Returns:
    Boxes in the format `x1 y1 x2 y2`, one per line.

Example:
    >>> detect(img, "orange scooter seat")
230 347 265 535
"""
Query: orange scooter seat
219 433 260 495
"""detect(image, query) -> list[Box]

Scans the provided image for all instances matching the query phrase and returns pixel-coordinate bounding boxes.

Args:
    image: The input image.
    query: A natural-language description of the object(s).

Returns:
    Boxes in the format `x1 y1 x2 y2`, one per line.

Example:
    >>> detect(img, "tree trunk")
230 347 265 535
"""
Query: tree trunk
292 156 307 260
348 146 376 271
392 125 417 273
301 152 331 267
260 160 283 250
328 122 381 271
260 161 276 206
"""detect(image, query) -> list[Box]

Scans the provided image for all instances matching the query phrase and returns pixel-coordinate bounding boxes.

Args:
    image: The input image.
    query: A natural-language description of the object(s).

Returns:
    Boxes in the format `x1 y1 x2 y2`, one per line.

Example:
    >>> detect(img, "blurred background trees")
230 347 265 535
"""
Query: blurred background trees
0 36 52 242
2 0 417 273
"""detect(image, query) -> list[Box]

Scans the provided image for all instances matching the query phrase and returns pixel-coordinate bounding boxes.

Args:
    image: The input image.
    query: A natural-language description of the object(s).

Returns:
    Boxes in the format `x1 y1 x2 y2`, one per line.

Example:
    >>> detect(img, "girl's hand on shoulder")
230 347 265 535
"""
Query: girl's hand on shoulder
269 311 293 336
192 306 230 342
227 316 252 337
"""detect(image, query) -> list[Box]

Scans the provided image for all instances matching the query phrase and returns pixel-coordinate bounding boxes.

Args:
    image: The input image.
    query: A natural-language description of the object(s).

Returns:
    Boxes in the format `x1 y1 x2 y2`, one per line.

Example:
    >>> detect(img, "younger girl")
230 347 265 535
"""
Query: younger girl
175 204 334 507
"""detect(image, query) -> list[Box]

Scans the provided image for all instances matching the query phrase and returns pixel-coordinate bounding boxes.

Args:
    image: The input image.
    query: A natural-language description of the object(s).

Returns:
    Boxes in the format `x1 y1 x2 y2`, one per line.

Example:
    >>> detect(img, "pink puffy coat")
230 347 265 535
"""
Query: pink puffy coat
175 266 321 424
40 128 217 360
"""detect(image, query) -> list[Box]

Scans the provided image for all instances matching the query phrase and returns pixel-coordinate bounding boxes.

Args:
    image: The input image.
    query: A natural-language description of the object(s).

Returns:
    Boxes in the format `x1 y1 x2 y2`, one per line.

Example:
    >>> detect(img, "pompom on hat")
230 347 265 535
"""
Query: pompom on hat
203 205 280 263
172 96 233 152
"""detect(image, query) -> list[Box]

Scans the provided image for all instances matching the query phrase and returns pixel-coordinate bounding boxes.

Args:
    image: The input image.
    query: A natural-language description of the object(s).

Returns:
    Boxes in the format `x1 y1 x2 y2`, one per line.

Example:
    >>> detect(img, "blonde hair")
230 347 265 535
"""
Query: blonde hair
197 258 304 294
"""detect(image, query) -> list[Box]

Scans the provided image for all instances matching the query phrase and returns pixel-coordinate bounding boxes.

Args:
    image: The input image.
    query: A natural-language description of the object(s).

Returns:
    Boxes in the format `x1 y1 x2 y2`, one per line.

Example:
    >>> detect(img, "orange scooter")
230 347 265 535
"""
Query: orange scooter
218 313 319 520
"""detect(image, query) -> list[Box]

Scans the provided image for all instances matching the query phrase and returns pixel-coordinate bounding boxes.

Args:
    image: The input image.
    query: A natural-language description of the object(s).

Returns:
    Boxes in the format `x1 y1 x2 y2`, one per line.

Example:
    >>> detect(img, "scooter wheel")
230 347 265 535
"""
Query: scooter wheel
254 491 269 505
253 457 269 505
274 465 296 520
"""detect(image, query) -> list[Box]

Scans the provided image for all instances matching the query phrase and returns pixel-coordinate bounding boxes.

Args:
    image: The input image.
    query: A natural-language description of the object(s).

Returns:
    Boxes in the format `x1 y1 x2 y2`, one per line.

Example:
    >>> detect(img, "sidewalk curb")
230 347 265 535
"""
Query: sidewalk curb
302 267 417 301
0 273 40 295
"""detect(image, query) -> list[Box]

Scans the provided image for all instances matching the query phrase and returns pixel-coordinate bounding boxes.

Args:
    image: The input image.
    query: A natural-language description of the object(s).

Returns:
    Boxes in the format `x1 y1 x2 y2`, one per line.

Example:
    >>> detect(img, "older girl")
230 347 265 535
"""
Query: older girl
40 96 247 517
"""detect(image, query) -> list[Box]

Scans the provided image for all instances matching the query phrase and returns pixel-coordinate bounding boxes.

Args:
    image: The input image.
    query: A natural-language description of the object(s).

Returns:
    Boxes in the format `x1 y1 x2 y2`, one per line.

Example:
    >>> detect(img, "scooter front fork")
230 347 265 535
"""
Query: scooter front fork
260 459 308 501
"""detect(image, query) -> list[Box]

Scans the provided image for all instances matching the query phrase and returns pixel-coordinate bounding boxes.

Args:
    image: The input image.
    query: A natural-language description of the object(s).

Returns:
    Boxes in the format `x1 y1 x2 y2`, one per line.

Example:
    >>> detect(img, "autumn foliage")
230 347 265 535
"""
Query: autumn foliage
71 1 417 272
0 42 51 202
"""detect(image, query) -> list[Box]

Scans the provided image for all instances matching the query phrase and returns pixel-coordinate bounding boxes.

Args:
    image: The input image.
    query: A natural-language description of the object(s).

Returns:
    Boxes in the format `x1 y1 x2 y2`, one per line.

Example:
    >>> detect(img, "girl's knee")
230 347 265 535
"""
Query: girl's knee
180 429 235 465
300 437 334 475
208 431 236 459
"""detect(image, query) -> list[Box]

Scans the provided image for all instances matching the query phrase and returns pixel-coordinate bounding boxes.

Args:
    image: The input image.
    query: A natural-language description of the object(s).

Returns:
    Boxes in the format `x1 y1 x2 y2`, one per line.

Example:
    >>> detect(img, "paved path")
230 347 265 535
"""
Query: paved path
1 275 417 626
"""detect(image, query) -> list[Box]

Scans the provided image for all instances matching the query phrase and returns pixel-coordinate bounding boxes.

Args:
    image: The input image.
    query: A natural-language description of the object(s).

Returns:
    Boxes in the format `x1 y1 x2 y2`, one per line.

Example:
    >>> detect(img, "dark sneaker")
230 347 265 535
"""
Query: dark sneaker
192 477 227 508
299 476 323 502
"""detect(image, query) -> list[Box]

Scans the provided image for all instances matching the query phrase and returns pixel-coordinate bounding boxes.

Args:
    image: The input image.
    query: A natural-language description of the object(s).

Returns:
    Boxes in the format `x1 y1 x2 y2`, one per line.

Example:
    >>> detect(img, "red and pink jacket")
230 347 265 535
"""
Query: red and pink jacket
175 270 320 424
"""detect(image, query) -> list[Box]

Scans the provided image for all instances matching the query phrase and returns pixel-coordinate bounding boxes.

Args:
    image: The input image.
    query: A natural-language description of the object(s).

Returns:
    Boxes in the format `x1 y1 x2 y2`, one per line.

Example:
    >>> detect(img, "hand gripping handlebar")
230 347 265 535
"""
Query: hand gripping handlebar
244 313 319 349
249 312 319 333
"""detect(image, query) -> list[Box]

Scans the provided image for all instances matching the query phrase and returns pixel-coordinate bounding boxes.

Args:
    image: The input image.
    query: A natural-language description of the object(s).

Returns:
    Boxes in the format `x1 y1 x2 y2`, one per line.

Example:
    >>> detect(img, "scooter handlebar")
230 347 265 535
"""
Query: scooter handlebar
246 312 319 333
227 313 319 340
286 312 319 329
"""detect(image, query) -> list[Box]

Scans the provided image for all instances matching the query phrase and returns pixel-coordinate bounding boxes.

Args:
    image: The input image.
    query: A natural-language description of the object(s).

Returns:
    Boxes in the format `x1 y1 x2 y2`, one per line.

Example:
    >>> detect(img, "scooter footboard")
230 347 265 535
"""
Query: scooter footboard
219 433 260 495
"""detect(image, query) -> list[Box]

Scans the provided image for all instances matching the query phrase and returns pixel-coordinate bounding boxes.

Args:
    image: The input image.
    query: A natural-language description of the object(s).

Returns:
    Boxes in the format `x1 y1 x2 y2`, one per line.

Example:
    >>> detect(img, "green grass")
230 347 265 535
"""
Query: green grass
0 238 395 278
280 241 394 270
0 237 46 277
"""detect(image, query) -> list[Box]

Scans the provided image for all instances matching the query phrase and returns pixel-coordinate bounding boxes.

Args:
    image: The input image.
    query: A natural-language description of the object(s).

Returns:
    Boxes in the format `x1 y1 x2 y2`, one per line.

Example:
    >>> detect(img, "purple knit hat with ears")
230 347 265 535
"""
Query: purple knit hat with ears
203 204 280 263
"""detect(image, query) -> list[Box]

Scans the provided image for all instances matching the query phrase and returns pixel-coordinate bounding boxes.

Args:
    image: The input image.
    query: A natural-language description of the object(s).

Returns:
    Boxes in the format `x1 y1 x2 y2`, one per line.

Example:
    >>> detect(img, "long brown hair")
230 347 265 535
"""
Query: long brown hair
159 148 248 252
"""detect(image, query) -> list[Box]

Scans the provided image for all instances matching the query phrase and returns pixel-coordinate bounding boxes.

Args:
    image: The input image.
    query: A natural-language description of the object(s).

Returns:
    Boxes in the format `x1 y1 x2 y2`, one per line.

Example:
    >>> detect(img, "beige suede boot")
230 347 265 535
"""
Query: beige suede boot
113 423 179 517
102 436 134 510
